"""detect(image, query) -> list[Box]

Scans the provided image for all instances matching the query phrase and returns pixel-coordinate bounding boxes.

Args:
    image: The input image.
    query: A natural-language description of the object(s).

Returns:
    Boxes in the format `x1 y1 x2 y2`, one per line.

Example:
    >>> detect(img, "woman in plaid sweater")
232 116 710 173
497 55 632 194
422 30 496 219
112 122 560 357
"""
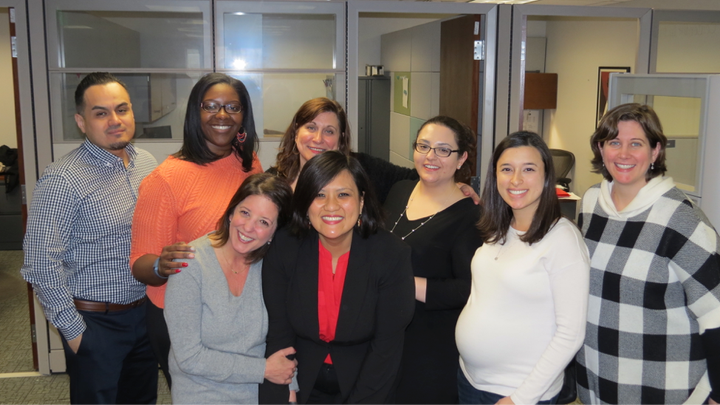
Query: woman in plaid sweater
577 103 720 404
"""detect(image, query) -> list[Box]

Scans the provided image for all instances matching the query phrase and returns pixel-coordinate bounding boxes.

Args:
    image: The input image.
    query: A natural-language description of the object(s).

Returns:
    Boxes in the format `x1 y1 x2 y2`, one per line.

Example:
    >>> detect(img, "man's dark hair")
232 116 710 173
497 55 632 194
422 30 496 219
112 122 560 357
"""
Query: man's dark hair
74 72 127 114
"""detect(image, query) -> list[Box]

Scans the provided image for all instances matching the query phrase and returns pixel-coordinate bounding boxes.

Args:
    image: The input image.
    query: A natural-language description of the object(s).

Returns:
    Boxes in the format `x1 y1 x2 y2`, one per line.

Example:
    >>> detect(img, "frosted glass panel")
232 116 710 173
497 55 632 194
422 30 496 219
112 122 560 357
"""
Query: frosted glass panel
53 72 202 142
231 73 340 139
653 96 702 192
223 13 336 70
656 21 720 73
57 11 206 69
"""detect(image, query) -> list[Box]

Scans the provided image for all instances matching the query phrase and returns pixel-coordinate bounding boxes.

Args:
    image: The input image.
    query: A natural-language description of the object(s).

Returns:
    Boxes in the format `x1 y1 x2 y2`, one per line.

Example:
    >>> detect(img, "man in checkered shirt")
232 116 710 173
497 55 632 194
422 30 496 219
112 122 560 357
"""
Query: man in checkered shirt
22 72 158 404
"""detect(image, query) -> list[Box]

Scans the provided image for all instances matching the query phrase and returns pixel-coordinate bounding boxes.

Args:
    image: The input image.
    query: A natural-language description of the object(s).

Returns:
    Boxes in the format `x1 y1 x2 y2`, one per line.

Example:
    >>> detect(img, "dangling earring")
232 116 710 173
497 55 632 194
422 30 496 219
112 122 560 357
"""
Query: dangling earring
356 215 362 228
267 238 272 245
651 162 655 171
236 128 247 143
291 134 299 152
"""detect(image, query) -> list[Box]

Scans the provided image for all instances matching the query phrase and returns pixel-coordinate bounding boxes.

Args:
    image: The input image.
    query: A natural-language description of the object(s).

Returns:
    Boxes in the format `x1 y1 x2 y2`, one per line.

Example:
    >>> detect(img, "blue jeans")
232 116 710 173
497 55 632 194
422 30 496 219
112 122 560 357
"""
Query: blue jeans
458 368 559 405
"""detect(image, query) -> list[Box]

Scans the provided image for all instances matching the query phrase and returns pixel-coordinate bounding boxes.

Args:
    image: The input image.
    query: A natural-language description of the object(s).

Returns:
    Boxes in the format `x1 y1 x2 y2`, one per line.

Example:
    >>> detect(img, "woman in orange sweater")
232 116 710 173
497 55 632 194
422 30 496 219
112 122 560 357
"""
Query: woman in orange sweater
130 73 263 387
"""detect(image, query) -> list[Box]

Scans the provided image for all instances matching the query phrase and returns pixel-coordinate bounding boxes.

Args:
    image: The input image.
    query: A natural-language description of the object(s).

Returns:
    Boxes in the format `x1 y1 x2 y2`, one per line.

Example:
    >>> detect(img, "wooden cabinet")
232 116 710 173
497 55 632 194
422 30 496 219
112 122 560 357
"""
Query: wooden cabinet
524 72 557 110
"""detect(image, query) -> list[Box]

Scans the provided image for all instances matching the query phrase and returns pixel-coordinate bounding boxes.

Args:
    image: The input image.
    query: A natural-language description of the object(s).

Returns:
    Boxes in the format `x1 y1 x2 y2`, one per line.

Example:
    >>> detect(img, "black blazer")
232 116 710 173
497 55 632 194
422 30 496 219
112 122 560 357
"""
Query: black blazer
259 227 415 404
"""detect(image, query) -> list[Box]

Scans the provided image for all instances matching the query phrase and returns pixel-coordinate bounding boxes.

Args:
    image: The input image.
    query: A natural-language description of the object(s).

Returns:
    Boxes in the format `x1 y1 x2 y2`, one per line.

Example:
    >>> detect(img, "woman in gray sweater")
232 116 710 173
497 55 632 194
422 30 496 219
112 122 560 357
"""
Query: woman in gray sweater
164 173 298 404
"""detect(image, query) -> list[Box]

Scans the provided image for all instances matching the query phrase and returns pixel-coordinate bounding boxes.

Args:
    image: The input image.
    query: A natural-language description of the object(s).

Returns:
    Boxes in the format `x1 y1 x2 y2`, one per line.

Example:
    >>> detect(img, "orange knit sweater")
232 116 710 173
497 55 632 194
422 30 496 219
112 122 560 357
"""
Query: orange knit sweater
130 153 262 308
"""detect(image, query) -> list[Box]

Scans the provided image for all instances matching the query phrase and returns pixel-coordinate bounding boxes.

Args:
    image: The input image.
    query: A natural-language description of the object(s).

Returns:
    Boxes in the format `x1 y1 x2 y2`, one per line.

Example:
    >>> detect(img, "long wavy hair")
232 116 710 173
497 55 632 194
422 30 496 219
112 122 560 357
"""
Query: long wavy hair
174 73 258 171
477 131 560 245
273 98 351 181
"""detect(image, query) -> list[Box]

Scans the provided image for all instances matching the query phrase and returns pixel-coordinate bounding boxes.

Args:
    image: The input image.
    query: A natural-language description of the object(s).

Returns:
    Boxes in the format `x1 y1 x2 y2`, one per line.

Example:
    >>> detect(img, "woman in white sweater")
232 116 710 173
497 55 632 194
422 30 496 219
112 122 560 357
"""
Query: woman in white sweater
456 131 590 404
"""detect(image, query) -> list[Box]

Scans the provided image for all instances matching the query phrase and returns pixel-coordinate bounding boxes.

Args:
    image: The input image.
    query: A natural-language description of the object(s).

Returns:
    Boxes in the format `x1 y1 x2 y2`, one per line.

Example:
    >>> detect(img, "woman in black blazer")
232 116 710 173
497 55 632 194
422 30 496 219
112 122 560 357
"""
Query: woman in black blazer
260 151 415 404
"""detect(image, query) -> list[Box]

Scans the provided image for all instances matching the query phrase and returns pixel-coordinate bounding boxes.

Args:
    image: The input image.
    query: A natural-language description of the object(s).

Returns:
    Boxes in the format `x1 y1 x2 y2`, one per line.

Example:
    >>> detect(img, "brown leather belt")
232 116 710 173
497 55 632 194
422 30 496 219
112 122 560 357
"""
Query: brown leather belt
73 297 147 313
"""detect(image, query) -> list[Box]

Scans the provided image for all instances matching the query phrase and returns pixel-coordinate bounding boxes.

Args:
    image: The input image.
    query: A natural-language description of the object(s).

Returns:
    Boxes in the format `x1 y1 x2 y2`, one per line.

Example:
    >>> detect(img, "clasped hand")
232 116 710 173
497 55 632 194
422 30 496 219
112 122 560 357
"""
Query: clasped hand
265 347 298 385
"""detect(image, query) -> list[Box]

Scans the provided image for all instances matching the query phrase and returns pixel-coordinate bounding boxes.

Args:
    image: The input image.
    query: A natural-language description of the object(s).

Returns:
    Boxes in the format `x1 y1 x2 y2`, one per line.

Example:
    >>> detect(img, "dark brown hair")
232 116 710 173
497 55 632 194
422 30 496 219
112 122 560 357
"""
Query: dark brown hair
415 116 476 184
274 98 351 181
291 151 382 239
209 173 292 264
75 72 128 114
477 131 560 245
590 103 667 181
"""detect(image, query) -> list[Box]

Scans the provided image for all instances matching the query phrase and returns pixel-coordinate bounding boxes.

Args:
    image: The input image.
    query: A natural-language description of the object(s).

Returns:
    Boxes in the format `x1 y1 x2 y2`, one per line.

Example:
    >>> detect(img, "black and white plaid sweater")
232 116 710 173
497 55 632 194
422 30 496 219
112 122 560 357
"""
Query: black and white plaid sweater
577 177 720 404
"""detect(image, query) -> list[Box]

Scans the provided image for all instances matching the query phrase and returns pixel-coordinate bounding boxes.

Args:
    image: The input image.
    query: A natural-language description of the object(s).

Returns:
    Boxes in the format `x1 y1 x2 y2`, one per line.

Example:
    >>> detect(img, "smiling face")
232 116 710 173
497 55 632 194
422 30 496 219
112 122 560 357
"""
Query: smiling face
295 111 341 167
200 83 244 158
413 123 467 187
307 169 364 250
496 146 546 226
600 120 661 197
227 194 279 256
74 82 135 158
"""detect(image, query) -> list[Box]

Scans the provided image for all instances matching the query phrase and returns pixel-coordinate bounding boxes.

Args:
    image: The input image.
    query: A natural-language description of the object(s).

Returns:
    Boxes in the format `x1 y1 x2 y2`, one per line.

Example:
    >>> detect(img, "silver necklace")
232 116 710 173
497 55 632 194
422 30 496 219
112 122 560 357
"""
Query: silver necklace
220 246 247 274
389 197 437 241
494 243 505 260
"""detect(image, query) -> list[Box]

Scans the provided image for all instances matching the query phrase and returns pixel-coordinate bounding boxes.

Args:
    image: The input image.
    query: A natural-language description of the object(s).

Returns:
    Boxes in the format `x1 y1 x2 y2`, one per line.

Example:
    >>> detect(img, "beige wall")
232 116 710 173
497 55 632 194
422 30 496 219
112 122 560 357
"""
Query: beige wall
540 18 638 197
657 22 720 73
359 15 439 74
0 8 16 149
539 16 720 198
382 20 441 169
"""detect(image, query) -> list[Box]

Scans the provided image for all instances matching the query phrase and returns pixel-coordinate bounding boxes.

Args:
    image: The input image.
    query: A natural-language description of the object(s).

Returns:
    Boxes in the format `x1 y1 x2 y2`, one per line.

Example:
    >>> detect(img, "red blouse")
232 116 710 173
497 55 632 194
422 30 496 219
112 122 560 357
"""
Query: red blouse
317 240 350 364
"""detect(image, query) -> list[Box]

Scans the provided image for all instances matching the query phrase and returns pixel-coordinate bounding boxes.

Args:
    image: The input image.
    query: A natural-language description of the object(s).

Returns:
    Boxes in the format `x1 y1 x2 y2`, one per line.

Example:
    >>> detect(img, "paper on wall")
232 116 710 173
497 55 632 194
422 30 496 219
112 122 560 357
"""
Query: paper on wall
402 76 409 108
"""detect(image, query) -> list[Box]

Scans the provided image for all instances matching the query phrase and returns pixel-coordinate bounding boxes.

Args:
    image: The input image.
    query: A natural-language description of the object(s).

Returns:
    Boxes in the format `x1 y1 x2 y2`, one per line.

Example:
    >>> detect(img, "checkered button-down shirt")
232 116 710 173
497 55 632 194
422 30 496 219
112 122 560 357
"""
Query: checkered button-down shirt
21 140 157 341
577 177 720 404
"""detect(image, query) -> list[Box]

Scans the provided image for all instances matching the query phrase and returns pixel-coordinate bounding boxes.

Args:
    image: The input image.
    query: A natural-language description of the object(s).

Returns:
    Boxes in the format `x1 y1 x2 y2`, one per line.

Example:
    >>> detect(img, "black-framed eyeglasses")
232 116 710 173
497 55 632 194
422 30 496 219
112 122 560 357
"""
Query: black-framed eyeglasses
413 142 460 158
200 101 243 114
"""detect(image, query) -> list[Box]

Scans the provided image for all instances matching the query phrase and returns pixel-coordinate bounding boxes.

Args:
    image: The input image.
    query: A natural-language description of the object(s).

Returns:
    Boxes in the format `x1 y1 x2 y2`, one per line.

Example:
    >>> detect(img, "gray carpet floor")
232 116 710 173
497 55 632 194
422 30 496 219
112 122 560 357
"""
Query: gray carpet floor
0 250 171 404
0 250 32 374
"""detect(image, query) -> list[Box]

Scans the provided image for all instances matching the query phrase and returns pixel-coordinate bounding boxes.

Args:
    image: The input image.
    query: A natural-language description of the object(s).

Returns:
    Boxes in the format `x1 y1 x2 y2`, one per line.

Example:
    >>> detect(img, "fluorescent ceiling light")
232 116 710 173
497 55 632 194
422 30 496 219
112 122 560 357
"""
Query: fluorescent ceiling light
232 58 247 70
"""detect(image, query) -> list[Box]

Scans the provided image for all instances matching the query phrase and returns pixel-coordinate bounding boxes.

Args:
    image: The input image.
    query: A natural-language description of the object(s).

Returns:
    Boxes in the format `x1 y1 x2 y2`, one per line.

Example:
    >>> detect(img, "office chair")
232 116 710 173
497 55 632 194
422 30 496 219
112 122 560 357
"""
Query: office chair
550 149 575 192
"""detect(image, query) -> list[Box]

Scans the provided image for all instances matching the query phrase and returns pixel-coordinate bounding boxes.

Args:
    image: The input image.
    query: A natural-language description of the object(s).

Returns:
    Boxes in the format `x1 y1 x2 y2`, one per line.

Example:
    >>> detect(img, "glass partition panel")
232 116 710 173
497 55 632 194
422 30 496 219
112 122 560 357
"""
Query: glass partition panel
217 2 345 141
609 74 708 196
56 10 207 69
653 96 702 192
231 73 340 140
223 13 336 70
656 21 720 73
51 72 203 142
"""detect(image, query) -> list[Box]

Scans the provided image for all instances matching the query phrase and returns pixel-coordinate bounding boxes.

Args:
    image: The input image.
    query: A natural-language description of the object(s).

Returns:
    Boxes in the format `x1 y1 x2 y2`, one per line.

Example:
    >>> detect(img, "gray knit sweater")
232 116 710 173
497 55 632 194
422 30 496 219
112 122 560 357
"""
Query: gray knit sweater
165 235 268 404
